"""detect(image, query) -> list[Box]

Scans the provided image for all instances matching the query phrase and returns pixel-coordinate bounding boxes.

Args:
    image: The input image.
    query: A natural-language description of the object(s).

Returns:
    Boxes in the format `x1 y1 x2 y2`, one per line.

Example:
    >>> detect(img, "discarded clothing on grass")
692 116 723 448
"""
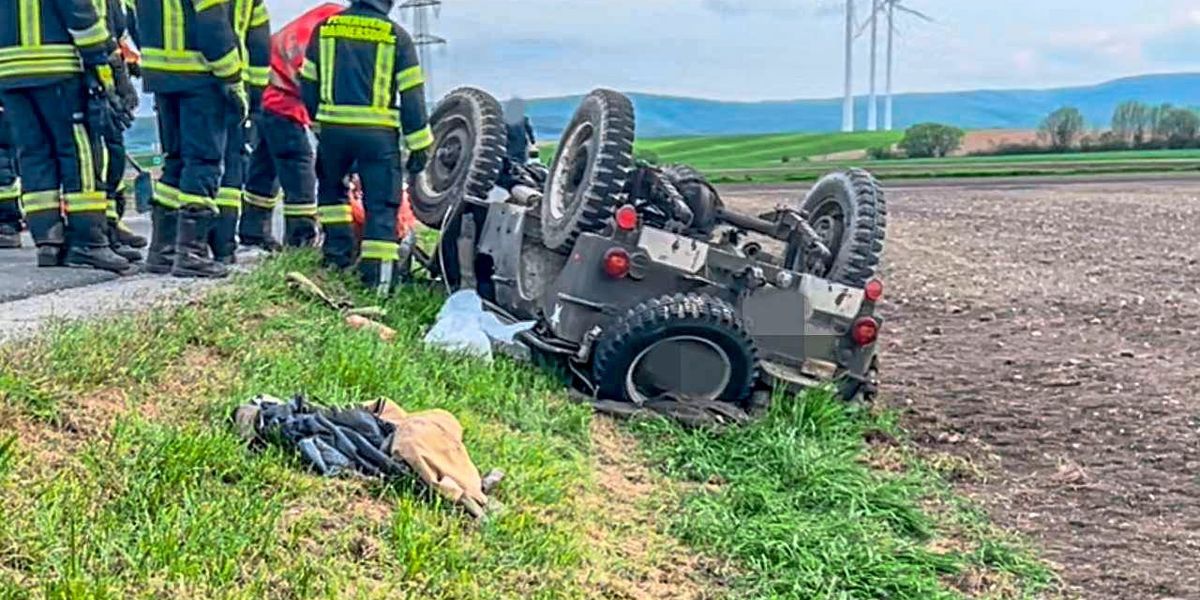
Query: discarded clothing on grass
424 290 535 362
234 394 502 517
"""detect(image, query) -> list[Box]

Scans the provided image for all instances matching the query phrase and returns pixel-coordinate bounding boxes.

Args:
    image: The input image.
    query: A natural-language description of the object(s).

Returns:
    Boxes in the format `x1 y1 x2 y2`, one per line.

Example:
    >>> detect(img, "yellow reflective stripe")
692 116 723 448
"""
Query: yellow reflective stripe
163 0 184 51
154 181 181 209
317 204 352 225
316 104 399 128
179 192 218 211
283 203 318 217
69 21 110 48
244 190 279 208
63 191 107 213
92 0 106 20
0 46 79 61
299 58 317 81
318 37 335 104
372 43 394 109
209 48 242 79
0 182 19 200
246 66 269 87
404 125 434 151
19 0 40 47
193 0 227 12
0 60 82 79
250 1 269 27
21 191 60 213
395 65 423 93
72 125 95 194
215 188 242 209
105 197 119 219
360 240 398 261
141 48 208 73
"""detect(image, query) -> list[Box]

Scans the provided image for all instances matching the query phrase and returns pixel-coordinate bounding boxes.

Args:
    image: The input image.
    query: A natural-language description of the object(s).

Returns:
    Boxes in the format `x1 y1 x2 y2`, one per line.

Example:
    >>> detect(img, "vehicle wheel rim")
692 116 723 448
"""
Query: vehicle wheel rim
806 198 845 274
548 122 594 221
420 114 471 198
625 335 732 404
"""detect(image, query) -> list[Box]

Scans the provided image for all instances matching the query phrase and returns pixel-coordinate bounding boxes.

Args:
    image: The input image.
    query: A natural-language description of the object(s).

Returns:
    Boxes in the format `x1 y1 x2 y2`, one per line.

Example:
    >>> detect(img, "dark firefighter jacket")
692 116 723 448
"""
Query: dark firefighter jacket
0 0 111 89
299 5 432 151
134 0 267 93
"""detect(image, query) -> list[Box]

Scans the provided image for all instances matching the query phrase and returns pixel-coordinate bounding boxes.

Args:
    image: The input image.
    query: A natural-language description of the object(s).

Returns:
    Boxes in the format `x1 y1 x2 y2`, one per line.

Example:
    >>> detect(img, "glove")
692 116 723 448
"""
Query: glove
223 82 249 123
84 63 114 98
405 147 429 176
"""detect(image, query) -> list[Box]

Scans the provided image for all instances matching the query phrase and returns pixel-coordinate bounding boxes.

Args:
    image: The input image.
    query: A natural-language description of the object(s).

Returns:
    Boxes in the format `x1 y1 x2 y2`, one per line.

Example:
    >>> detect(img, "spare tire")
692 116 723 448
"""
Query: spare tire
411 87 506 228
794 168 886 288
661 164 724 234
541 89 635 250
592 294 759 407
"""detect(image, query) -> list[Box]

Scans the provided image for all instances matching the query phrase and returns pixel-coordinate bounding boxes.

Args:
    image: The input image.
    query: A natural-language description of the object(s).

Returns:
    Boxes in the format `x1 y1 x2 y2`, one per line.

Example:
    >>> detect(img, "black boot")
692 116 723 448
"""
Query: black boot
321 223 356 270
27 212 65 267
358 258 398 297
238 204 282 251
209 206 239 265
172 205 228 279
0 222 20 249
114 220 148 249
284 216 319 248
107 219 143 262
146 205 179 274
64 212 136 275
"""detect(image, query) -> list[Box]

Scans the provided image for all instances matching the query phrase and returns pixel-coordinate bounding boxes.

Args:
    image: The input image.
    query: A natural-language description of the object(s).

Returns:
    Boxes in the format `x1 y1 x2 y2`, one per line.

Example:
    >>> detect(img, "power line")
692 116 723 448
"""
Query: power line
398 0 446 104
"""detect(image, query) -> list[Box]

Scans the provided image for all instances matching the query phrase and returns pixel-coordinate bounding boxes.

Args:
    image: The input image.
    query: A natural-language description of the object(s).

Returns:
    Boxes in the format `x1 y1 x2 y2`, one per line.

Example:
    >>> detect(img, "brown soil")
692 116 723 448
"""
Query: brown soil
956 129 1040 155
720 179 1200 599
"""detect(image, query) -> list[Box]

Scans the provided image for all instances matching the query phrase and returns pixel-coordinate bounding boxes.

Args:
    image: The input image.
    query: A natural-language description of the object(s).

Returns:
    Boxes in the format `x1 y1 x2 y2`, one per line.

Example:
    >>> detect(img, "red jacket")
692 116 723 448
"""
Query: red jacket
262 3 344 126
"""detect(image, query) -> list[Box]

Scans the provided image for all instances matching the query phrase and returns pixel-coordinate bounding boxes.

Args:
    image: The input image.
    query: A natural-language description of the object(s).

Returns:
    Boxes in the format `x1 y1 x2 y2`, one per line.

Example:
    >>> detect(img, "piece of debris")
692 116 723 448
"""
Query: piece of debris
234 394 502 519
424 290 535 362
346 314 397 341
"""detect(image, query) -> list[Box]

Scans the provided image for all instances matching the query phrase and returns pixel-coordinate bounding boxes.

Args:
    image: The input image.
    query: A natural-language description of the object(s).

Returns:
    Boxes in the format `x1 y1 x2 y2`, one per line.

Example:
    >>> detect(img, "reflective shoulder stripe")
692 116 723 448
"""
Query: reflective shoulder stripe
246 65 269 87
193 0 228 12
250 1 269 27
372 43 394 109
316 104 399 128
395 65 423 93
18 0 41 47
299 58 317 81
317 204 352 225
209 48 242 79
69 20 111 48
318 37 335 104
360 240 399 261
404 125 434 151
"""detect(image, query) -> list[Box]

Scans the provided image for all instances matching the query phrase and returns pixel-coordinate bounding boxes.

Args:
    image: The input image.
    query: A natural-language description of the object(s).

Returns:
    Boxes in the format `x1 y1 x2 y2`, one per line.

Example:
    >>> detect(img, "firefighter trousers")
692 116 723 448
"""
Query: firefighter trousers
0 78 102 245
317 126 401 265
99 128 126 219
0 107 18 228
245 110 315 217
154 84 229 211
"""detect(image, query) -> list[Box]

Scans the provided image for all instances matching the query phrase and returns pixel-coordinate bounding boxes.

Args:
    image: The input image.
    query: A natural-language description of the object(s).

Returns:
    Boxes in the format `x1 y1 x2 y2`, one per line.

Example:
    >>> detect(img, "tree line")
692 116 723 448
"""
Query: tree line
1040 102 1200 151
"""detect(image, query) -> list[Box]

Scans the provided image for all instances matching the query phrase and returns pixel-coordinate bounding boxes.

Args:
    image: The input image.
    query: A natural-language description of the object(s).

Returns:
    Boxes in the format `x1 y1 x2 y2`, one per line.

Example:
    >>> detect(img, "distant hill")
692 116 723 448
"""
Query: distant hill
124 73 1200 152
526 73 1200 140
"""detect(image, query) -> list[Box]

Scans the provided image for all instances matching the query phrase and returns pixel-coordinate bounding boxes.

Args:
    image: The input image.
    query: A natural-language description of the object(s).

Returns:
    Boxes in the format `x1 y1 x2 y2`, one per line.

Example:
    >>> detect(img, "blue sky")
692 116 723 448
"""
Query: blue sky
265 0 1200 100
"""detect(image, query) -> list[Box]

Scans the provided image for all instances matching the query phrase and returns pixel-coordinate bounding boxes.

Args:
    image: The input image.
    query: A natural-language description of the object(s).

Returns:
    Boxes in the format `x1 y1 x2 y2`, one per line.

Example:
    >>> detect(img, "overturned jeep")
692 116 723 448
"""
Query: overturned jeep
413 87 886 411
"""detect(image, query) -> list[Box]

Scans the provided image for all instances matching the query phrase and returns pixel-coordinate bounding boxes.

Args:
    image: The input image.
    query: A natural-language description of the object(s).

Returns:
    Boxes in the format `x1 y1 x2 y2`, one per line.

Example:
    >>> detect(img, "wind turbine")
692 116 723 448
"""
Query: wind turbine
842 0 856 132
861 0 934 131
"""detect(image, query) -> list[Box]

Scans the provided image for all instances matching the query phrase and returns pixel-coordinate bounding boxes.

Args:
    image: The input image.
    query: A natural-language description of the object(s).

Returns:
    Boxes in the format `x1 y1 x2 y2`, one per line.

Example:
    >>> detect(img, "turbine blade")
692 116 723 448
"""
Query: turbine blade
897 5 935 22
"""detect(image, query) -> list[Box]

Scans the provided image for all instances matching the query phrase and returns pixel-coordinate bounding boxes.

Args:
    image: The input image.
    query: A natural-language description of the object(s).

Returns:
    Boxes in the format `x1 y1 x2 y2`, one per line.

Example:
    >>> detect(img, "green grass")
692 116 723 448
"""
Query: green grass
0 253 1056 598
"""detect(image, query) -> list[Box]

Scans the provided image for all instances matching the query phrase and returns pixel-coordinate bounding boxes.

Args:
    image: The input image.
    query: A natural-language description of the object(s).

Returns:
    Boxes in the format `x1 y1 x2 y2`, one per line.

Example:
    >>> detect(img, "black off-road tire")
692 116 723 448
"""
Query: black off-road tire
412 87 506 228
541 89 635 250
797 168 886 288
661 164 724 234
592 294 759 406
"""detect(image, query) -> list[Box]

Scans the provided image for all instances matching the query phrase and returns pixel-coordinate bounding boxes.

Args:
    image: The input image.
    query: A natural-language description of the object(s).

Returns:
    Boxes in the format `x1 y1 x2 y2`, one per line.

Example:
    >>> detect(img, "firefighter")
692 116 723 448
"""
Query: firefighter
209 0 271 263
0 104 20 249
243 2 344 250
93 0 142 263
301 0 432 293
137 0 247 278
0 0 135 273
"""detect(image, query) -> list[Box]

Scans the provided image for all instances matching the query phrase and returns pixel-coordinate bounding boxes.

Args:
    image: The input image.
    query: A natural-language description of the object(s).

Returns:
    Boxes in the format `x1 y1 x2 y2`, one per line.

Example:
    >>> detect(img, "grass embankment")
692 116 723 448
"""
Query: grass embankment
0 253 1054 598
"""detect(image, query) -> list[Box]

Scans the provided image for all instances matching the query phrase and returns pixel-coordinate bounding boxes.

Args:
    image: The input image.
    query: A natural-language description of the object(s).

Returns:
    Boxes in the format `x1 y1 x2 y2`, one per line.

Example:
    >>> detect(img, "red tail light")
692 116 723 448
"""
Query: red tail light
603 248 631 278
864 279 884 302
615 205 639 231
851 317 880 346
